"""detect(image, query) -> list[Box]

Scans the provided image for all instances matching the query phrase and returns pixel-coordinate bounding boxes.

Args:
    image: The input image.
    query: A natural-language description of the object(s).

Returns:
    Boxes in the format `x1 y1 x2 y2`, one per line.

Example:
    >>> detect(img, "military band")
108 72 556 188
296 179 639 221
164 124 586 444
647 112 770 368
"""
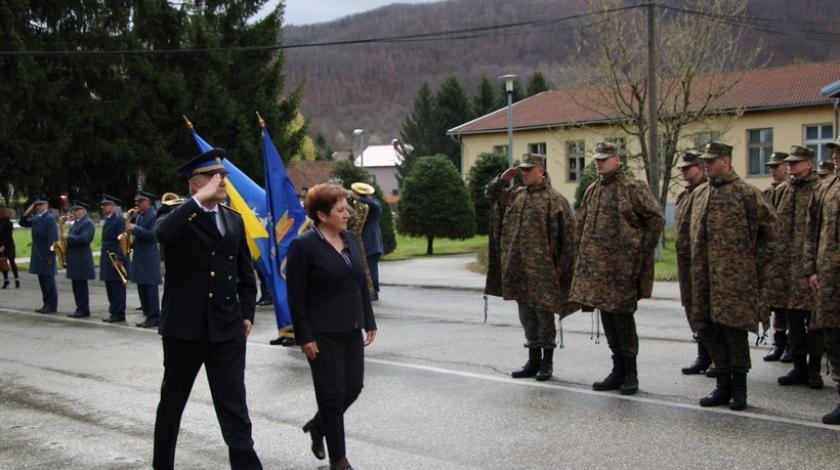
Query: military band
100 194 128 323
128 191 162 328
64 200 96 318
19 195 59 314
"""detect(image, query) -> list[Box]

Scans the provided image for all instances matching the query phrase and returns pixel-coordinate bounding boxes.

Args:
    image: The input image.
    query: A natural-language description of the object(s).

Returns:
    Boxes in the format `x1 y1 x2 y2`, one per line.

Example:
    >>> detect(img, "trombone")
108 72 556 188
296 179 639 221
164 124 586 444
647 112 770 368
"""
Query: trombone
107 251 128 286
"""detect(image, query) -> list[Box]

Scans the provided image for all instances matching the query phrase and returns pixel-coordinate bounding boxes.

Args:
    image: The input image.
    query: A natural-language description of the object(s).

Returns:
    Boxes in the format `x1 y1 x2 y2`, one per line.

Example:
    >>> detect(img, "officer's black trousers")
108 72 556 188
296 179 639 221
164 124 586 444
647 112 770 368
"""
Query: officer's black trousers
307 329 364 461
105 280 126 319
138 284 160 321
37 274 57 310
153 336 261 470
71 279 89 313
785 309 824 357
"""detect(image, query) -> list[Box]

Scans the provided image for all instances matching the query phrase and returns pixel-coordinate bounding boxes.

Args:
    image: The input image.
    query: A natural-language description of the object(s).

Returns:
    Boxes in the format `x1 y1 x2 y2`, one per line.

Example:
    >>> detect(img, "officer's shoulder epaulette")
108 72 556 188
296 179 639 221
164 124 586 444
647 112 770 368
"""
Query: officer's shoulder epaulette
219 203 241 215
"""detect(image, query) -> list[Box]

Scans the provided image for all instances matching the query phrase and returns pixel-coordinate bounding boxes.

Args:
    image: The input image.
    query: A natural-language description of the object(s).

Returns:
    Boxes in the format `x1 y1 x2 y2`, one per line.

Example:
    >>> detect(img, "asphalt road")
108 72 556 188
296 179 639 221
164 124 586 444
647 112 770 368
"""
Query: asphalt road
1 274 838 469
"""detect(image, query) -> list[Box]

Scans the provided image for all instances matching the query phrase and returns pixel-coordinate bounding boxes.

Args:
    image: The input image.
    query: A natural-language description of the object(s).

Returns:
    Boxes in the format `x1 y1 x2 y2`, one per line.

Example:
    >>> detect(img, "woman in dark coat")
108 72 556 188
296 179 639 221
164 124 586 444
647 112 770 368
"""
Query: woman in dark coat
0 206 19 288
286 183 377 470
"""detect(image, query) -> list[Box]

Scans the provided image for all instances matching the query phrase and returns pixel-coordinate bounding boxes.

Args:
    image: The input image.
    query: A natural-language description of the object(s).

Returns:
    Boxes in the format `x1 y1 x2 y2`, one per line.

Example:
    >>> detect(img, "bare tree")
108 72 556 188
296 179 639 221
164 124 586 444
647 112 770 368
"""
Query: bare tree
571 0 763 208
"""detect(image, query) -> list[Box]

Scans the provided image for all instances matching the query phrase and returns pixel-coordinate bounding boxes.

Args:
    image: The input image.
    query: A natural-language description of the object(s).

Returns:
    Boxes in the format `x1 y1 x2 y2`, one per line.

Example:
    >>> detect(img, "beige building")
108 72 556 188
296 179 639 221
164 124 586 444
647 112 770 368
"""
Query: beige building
448 60 840 205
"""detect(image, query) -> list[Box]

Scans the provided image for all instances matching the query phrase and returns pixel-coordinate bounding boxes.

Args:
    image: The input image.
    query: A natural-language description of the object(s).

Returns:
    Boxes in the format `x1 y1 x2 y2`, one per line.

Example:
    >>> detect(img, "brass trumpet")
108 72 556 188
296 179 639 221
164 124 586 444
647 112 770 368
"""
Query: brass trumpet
108 251 128 286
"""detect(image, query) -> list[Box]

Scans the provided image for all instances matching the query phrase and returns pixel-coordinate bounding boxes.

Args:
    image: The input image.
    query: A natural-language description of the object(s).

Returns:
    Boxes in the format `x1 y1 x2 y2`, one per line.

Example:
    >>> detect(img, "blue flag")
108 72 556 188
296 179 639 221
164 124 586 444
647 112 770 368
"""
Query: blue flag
261 125 305 335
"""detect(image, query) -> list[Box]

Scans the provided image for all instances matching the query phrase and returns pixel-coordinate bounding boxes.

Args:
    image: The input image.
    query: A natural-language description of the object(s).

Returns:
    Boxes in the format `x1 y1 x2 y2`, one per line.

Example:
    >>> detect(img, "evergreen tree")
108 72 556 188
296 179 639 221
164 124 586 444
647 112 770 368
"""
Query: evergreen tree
472 75 498 118
435 76 472 172
526 71 550 96
330 161 397 255
398 155 475 255
467 152 507 235
398 82 441 183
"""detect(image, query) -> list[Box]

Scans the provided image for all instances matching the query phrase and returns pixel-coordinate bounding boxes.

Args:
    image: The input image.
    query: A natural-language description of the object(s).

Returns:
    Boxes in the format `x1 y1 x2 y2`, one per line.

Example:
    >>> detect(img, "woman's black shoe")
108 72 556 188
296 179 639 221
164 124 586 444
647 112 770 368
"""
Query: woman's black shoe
15 279 20 288
302 421 326 460
2 280 8 288
330 457 352 470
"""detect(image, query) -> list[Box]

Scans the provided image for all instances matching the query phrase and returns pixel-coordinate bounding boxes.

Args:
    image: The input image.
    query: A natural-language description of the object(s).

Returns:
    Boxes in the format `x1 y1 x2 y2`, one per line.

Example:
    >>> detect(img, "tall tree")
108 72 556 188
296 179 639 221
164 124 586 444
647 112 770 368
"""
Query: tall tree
398 82 442 183
472 75 498 118
435 75 472 171
526 71 549 96
398 155 475 255
467 152 507 235
571 0 761 210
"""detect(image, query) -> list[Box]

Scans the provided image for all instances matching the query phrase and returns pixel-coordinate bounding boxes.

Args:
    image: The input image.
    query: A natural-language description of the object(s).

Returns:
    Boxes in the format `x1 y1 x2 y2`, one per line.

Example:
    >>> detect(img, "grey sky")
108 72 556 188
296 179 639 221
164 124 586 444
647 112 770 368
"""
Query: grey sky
255 0 441 26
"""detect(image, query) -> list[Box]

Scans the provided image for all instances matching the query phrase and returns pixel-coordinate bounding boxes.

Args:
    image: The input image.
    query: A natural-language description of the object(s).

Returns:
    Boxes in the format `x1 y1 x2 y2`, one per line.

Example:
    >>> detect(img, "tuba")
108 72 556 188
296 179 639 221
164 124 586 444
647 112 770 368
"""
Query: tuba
107 251 128 286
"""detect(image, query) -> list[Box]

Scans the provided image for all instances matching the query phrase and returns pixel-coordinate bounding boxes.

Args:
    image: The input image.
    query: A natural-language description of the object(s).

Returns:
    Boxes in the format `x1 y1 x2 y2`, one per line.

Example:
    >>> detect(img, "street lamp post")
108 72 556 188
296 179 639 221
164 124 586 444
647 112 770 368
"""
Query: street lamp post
353 129 365 168
498 74 518 170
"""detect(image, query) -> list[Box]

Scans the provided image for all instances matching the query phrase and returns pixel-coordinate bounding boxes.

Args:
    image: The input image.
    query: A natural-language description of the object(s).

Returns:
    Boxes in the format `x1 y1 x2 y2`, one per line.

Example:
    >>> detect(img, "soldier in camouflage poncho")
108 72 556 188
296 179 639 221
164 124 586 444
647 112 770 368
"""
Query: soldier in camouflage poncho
763 151 793 362
485 153 577 382
684 142 776 411
804 136 840 424
673 150 713 376
771 147 824 389
569 142 664 396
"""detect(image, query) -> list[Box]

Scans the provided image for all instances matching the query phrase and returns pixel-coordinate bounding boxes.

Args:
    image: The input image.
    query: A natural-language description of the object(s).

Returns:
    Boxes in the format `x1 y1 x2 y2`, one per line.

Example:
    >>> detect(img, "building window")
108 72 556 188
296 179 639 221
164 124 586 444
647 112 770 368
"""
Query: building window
492 145 508 156
528 142 547 155
804 124 834 162
567 141 585 182
693 131 721 150
748 128 773 176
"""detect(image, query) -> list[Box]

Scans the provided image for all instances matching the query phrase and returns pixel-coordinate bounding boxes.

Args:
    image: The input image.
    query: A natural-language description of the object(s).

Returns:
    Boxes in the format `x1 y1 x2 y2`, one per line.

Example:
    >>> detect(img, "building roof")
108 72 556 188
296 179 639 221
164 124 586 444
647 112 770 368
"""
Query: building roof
354 144 405 168
286 160 336 192
449 60 840 136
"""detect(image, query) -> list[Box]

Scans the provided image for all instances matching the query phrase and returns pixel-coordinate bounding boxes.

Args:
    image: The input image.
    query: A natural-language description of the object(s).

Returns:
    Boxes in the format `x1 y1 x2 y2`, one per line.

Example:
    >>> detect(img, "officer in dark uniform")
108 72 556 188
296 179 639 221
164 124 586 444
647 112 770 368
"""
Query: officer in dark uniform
101 194 128 323
128 191 162 328
19 195 58 313
152 148 261 470
64 200 96 318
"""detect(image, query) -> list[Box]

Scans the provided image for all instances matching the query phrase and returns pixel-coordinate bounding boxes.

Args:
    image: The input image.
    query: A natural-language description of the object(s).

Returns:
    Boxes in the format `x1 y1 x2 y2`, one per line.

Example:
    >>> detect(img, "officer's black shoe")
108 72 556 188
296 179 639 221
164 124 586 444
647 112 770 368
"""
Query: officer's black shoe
512 348 541 379
102 317 126 323
705 367 722 378
35 306 46 313
681 357 712 375
302 420 326 460
256 297 273 306
699 373 731 407
763 332 787 361
779 344 794 363
777 355 808 386
40 308 57 314
67 312 90 318
729 372 748 411
807 353 824 389
620 356 639 395
822 404 840 425
535 348 554 382
137 319 159 328
593 354 625 391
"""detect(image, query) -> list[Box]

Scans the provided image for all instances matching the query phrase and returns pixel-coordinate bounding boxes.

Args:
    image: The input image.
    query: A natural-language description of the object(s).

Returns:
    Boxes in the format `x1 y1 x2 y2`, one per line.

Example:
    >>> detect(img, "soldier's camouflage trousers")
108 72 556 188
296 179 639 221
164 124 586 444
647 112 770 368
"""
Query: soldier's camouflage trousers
517 301 556 349
823 328 840 384
601 310 638 357
785 309 824 357
697 322 751 374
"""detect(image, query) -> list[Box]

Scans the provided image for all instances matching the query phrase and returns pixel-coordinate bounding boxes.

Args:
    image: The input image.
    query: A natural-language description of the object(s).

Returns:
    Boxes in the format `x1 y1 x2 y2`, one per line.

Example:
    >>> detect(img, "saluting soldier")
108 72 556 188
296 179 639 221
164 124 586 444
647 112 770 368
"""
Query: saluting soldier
673 150 714 376
817 159 835 182
684 142 775 411
485 153 578 382
772 147 824 389
100 194 128 323
569 143 664 395
64 200 96 318
128 191 162 328
152 148 262 469
763 151 793 362
19 195 58 313
804 136 840 424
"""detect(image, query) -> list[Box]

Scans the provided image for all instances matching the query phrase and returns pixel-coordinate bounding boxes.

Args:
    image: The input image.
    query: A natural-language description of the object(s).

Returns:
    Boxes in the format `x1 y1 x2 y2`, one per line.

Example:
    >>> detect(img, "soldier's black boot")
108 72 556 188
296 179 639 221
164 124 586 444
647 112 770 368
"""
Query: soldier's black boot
593 355 625 391
729 372 748 411
535 348 554 382
699 373 731 407
807 353 824 389
780 343 794 363
620 356 639 395
682 342 712 374
511 348 541 379
763 332 787 361
823 386 840 425
777 355 808 386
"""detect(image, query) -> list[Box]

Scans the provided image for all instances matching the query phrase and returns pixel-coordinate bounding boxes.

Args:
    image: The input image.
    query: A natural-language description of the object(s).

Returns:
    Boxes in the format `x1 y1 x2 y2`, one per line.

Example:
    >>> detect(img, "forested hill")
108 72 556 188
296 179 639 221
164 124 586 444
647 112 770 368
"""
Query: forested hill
282 0 840 151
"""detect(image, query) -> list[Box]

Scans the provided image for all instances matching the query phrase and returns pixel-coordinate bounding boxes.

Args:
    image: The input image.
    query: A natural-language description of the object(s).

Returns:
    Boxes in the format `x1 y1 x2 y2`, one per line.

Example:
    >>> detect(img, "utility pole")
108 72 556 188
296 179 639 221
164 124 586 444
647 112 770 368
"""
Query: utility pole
647 1 659 200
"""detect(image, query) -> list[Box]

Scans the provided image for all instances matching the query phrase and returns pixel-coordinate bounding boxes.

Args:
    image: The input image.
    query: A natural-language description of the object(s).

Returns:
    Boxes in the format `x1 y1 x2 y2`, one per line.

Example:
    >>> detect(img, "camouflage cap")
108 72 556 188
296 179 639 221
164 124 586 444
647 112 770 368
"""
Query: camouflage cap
593 142 618 160
817 159 835 175
518 153 546 168
699 141 733 160
783 145 814 162
826 136 840 149
675 150 703 169
766 151 788 167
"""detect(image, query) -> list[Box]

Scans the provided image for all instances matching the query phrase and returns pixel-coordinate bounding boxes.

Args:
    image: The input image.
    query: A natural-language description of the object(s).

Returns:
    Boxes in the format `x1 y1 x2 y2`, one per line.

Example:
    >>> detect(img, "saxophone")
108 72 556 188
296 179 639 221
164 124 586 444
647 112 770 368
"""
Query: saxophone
49 195 69 268
118 208 137 257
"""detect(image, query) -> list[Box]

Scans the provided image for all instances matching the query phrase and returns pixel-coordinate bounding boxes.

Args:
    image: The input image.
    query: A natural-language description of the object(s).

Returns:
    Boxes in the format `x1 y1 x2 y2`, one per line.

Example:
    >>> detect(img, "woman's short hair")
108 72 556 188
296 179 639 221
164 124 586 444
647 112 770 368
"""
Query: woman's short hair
304 183 348 224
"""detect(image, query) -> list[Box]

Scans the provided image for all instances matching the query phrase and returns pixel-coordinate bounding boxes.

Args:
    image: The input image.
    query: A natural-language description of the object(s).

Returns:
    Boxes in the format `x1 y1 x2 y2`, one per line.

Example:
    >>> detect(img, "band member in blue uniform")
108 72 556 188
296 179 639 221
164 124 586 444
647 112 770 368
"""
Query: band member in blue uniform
152 148 261 470
100 194 128 323
19 195 58 313
64 200 96 318
128 191 162 328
